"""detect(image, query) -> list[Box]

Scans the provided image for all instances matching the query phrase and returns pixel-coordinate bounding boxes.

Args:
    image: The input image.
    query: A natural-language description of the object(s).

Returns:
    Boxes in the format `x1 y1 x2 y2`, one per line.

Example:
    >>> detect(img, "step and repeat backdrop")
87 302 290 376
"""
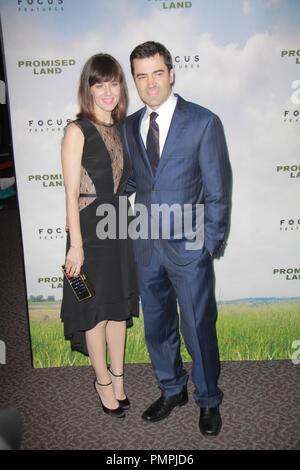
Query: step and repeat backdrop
1 0 300 367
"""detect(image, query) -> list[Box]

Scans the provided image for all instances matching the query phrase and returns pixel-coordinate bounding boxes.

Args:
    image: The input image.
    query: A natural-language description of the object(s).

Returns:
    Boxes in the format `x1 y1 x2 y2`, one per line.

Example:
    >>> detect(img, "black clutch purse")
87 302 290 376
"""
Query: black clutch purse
62 265 95 302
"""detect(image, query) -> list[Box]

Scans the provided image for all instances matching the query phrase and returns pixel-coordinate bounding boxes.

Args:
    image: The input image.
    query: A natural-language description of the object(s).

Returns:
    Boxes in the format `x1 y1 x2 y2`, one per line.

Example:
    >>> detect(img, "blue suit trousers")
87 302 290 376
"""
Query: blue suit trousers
136 240 223 408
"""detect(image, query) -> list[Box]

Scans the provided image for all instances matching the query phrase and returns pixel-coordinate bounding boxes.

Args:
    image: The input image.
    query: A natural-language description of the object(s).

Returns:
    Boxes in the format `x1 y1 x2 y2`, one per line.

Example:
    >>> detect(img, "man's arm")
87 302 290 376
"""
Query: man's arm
198 114 232 256
123 119 137 195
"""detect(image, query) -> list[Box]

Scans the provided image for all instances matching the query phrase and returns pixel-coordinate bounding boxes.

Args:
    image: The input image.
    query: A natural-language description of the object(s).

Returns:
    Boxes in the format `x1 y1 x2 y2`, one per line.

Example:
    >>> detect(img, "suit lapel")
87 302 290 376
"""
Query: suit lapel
154 95 188 182
133 107 154 176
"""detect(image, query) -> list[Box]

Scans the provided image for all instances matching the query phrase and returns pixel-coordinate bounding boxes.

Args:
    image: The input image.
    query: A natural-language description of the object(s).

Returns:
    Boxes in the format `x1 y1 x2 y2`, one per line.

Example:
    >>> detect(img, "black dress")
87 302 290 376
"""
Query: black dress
60 117 139 355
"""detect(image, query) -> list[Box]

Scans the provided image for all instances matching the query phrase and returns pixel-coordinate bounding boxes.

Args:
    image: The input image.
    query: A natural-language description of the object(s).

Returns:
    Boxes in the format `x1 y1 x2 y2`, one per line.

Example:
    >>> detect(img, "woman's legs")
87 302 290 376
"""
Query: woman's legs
85 320 119 409
85 319 127 407
106 320 127 400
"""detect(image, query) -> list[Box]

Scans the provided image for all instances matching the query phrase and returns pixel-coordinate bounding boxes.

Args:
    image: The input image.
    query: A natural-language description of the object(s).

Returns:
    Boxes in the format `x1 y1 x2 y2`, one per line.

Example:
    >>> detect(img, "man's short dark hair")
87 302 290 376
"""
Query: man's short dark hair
130 41 173 76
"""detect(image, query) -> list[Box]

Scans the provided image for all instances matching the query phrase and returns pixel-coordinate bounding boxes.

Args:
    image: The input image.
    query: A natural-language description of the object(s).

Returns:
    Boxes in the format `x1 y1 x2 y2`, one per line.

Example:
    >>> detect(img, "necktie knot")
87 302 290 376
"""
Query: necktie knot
150 111 158 122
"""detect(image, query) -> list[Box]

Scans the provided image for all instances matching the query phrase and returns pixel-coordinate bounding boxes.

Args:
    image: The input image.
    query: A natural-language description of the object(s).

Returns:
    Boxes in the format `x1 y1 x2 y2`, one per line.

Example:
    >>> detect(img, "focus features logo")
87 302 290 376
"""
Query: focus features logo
18 59 76 76
279 219 300 231
173 55 199 70
38 227 65 240
17 0 64 12
28 118 72 133
284 80 300 123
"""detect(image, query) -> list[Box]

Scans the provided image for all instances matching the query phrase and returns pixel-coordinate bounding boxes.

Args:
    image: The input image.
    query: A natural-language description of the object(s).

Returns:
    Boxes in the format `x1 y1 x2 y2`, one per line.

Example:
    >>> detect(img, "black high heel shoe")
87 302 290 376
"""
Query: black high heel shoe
93 378 125 418
108 367 131 410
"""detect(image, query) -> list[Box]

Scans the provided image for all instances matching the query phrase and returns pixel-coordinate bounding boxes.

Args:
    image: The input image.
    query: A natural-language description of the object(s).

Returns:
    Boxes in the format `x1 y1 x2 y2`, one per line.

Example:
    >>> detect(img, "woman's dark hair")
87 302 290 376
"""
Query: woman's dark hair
130 41 173 76
77 53 128 123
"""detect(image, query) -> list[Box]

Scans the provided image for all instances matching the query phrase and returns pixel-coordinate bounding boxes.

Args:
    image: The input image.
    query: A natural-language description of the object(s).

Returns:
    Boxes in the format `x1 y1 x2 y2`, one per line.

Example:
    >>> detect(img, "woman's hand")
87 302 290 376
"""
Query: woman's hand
65 246 84 277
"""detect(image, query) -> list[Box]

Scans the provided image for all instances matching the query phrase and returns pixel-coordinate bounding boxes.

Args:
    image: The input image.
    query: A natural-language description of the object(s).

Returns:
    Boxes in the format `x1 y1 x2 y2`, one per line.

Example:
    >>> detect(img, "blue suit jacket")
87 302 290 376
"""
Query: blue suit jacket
123 94 231 266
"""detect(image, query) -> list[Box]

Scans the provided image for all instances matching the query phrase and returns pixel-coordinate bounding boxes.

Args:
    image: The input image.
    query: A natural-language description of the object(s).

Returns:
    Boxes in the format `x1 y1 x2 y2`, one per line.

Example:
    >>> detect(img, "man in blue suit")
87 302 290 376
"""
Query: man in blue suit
123 41 231 436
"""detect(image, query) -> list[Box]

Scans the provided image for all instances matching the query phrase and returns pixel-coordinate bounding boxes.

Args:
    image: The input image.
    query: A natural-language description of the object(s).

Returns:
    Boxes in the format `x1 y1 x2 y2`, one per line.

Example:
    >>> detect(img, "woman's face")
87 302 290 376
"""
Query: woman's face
90 79 121 119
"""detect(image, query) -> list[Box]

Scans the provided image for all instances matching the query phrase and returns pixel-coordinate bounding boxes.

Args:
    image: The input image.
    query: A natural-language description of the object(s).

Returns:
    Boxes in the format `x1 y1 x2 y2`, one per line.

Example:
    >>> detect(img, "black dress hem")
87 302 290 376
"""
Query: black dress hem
61 293 139 356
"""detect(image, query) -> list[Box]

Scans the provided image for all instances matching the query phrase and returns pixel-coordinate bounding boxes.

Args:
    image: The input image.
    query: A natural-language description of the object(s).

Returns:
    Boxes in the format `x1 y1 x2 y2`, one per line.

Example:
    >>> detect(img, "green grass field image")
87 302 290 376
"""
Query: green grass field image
28 299 300 368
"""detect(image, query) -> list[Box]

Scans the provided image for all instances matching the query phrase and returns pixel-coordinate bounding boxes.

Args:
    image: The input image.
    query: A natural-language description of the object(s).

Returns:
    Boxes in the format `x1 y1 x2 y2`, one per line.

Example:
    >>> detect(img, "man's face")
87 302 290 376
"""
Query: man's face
133 53 174 110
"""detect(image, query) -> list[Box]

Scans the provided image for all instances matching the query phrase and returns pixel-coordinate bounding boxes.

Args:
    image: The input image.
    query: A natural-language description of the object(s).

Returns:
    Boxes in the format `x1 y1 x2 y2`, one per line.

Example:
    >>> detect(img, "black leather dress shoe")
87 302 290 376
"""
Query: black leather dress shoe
142 387 188 422
199 405 222 436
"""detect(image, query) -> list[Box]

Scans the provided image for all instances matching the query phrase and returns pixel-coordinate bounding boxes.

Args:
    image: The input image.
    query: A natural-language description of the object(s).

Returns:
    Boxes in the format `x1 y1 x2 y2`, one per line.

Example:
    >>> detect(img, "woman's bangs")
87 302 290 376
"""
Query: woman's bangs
89 57 121 86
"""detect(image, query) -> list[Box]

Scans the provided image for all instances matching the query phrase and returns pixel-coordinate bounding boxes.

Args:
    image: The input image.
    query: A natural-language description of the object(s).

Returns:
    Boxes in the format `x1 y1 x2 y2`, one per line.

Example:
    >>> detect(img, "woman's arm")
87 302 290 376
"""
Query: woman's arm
61 122 85 277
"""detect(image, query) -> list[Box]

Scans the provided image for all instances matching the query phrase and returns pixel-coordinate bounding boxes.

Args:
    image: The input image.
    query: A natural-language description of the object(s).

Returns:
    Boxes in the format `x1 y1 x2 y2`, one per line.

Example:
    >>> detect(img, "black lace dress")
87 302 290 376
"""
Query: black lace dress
60 117 139 355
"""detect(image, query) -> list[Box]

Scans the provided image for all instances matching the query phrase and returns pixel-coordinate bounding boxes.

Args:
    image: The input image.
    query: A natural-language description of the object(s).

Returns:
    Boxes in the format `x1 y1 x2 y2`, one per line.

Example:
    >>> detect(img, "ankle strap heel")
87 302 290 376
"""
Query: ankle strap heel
95 379 112 387
108 367 130 410
108 366 124 378
93 378 125 418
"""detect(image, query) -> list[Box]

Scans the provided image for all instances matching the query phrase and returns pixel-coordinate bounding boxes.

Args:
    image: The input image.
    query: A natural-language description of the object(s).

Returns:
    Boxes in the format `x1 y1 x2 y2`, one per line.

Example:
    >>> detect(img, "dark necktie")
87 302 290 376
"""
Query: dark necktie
146 111 160 174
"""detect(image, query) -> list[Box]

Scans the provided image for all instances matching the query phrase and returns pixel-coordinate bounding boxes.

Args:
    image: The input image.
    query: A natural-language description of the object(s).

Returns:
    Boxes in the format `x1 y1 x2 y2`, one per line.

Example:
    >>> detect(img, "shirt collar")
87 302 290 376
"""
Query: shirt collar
145 92 177 120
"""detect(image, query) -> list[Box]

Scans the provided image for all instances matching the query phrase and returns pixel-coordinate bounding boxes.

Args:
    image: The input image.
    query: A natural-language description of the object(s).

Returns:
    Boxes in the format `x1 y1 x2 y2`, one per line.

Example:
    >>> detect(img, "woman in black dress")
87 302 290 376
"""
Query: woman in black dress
60 54 139 418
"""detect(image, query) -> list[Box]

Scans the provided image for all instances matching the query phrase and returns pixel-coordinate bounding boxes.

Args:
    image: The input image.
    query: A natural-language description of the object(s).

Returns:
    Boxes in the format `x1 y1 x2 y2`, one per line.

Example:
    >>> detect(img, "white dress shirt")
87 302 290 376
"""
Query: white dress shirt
140 92 178 157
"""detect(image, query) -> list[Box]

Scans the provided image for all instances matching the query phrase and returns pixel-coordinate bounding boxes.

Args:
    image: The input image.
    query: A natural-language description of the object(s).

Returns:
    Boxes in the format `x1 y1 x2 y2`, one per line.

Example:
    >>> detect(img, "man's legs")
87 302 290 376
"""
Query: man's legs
163 249 223 409
136 241 188 397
